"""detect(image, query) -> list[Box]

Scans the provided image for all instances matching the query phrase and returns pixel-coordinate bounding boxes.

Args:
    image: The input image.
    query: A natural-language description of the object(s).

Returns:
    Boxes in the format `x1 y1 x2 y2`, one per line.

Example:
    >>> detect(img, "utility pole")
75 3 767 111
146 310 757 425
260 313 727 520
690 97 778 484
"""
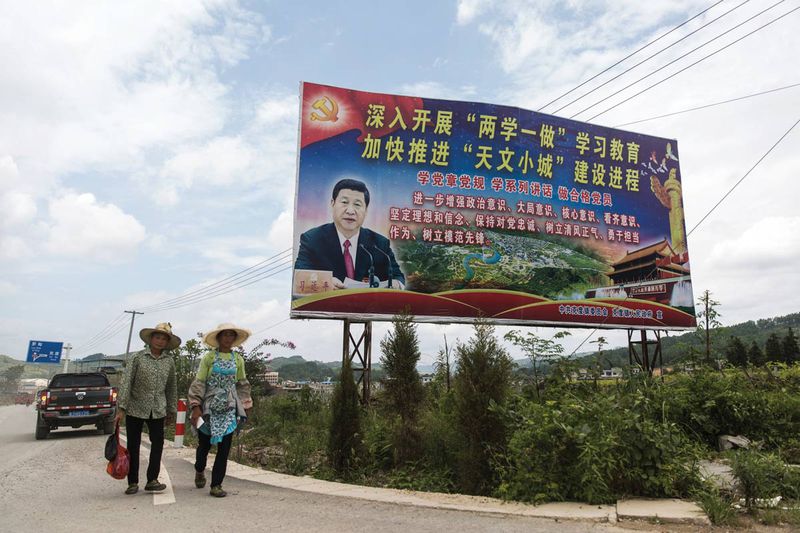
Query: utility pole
62 343 73 373
124 310 144 358
705 296 710 365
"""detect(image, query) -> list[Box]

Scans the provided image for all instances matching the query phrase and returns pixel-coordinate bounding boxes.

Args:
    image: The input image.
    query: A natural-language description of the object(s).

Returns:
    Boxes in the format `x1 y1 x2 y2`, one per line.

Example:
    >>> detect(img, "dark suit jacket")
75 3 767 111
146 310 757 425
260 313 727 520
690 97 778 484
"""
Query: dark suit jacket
294 223 405 285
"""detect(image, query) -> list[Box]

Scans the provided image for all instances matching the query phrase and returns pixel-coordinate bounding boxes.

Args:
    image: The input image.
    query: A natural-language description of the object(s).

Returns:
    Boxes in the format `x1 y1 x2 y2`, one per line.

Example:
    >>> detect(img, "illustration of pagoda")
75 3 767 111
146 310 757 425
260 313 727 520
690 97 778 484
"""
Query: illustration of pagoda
585 165 694 312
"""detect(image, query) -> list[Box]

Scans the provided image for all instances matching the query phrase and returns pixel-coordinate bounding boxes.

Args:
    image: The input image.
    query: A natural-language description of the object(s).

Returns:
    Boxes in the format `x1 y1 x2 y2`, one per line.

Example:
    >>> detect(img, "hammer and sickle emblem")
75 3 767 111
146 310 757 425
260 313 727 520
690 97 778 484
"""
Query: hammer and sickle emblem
310 96 339 122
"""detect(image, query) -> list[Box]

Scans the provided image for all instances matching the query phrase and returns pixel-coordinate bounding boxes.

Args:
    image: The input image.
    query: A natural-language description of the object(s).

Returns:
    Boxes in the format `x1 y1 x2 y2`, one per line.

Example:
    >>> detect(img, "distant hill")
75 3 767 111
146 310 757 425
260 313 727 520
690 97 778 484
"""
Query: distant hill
575 311 800 368
0 354 62 379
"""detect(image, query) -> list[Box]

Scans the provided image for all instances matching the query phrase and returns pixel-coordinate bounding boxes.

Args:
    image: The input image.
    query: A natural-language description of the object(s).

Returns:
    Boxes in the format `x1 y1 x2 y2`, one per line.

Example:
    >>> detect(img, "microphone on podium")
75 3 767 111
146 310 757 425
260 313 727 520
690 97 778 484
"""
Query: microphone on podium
359 244 379 288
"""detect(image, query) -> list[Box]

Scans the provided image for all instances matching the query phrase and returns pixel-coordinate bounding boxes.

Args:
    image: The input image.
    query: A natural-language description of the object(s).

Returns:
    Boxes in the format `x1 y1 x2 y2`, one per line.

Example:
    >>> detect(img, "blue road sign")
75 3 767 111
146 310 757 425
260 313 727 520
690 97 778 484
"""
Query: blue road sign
26 340 63 364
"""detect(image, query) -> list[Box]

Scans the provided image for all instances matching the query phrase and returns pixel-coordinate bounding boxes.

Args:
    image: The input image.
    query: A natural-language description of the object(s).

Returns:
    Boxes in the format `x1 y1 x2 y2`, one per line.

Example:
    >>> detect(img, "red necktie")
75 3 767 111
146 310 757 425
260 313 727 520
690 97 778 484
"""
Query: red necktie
343 240 355 280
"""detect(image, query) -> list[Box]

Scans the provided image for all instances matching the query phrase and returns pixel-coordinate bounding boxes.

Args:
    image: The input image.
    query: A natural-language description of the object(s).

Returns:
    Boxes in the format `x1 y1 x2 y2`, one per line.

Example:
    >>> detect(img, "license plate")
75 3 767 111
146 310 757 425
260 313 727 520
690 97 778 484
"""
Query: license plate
69 410 90 416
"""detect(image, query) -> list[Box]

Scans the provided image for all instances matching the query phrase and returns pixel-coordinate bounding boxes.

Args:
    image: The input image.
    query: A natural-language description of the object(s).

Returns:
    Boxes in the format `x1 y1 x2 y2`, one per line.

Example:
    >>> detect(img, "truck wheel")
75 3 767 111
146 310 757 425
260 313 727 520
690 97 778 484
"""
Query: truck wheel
103 419 115 434
35 417 49 440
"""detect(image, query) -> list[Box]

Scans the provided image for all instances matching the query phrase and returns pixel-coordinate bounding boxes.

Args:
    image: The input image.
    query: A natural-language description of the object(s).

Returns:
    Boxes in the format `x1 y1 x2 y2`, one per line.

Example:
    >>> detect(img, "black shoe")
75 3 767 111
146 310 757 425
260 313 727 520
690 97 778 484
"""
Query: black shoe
125 483 138 495
195 471 206 488
209 485 227 498
144 479 167 492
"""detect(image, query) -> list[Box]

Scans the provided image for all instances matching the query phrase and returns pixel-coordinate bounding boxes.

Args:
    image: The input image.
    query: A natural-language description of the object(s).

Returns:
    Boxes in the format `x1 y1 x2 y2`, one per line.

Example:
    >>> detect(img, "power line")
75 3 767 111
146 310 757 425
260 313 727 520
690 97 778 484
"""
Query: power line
142 261 293 313
574 1 791 120
585 5 800 121
549 0 748 115
73 247 294 354
613 82 800 127
687 116 799 236
251 317 291 337
537 0 726 112
75 319 133 356
72 313 127 352
137 247 292 311
566 117 799 357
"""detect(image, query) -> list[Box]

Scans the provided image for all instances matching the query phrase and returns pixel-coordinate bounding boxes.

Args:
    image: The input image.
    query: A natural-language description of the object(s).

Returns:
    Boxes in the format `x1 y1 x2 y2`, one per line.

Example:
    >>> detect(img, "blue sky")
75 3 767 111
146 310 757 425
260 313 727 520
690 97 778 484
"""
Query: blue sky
1 0 799 364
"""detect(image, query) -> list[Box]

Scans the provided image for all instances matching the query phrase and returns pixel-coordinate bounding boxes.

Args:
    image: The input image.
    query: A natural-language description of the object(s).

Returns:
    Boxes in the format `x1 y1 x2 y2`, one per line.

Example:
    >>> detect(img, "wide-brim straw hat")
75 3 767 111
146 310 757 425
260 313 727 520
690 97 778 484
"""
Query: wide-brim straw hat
203 323 251 349
139 322 182 350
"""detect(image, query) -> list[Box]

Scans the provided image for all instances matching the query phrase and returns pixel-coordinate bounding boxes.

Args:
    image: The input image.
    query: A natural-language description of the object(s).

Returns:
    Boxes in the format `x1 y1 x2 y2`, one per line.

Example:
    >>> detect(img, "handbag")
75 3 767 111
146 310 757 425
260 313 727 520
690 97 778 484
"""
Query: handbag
104 427 118 461
106 422 130 479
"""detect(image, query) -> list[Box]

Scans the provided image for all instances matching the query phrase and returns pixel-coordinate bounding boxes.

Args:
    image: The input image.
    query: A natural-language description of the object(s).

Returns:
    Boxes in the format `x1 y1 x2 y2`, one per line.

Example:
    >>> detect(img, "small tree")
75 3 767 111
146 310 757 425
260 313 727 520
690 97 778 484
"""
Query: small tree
380 312 425 464
747 341 765 367
174 337 205 397
433 334 452 393
504 329 571 400
696 290 722 365
725 336 748 368
328 357 361 477
0 364 24 393
454 319 513 495
589 336 608 389
781 327 799 365
764 333 783 363
241 337 296 395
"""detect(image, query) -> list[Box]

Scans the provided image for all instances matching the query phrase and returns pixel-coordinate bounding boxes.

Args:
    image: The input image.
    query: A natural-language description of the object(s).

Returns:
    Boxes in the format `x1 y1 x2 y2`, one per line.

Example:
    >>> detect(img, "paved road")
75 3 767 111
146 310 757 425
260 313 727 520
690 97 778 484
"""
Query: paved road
0 404 646 533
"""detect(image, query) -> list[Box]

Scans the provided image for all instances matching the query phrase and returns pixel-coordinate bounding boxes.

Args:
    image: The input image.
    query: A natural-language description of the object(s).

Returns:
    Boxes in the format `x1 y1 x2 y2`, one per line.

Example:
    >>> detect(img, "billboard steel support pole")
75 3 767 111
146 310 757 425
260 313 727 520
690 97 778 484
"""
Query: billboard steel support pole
342 319 372 405
628 329 663 377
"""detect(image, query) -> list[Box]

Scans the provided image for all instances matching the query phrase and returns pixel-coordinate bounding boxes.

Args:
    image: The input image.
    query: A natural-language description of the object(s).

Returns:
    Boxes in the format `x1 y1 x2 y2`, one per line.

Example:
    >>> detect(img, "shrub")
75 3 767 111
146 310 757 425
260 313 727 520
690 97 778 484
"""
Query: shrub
328 357 362 477
730 451 786 509
380 312 425 464
453 320 513 495
496 381 702 504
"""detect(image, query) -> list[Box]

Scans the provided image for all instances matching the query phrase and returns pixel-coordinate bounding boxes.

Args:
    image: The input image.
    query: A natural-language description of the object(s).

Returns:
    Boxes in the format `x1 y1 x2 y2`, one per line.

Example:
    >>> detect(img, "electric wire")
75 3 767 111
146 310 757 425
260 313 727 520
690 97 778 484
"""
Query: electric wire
537 0 726 112
548 0 749 115
613 82 800 127
142 261 293 313
584 5 800 121
73 247 294 354
569 116 799 356
687 116 799 236
72 313 127 353
251 317 292 337
137 247 292 311
75 319 133 357
572 1 792 120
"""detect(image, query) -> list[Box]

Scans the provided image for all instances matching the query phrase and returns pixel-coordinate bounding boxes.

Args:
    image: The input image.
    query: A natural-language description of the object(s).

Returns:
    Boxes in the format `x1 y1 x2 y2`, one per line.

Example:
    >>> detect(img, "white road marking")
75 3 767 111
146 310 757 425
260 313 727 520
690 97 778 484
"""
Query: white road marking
153 461 175 505
119 433 176 506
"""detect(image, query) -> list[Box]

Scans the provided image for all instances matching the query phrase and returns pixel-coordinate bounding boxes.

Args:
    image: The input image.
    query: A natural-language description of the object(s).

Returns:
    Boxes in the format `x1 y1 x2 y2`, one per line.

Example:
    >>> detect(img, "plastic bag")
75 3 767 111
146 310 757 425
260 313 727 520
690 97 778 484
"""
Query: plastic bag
106 423 129 480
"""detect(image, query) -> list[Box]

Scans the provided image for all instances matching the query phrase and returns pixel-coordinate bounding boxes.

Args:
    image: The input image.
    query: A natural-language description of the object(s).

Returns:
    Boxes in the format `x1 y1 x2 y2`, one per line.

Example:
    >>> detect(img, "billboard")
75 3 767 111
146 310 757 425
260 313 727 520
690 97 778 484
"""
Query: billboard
26 340 63 364
291 82 696 329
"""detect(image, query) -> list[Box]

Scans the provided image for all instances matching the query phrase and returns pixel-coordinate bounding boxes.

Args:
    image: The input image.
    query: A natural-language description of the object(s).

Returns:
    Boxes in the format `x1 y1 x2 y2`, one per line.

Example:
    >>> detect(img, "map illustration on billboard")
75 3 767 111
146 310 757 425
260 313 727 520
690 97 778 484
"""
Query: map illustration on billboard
291 82 696 330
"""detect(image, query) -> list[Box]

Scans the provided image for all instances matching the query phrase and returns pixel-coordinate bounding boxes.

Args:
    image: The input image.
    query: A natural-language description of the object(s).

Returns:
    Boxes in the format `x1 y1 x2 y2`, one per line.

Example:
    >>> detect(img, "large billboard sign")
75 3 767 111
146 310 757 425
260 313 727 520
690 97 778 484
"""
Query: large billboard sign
291 82 696 329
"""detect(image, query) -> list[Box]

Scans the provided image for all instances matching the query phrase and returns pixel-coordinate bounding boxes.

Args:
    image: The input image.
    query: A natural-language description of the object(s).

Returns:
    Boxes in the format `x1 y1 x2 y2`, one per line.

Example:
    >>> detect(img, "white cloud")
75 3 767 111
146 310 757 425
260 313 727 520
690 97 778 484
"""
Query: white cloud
0 281 18 297
456 0 494 25
44 193 147 263
708 216 800 272
267 210 294 251
399 82 478 101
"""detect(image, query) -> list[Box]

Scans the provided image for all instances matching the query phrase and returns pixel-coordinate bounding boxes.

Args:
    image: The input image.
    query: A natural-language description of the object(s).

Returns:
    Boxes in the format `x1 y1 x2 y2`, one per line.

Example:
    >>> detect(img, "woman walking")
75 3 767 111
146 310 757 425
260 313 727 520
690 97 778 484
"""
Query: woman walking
115 322 179 495
189 323 253 497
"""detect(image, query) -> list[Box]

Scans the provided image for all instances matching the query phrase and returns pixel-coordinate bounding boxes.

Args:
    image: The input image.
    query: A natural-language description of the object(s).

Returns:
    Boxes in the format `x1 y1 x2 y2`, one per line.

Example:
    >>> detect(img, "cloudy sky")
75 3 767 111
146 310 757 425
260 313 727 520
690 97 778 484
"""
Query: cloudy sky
1 0 798 365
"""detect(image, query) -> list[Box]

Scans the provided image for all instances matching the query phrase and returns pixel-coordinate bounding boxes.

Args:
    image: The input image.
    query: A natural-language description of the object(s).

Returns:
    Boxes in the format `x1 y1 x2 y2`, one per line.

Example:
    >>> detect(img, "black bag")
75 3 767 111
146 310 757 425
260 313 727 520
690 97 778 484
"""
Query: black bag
104 426 118 461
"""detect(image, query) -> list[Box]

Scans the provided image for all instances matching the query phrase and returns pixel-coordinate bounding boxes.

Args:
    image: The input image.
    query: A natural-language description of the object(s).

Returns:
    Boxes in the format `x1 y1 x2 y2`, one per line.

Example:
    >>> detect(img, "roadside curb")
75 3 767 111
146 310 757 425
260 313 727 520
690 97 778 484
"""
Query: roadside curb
166 445 707 525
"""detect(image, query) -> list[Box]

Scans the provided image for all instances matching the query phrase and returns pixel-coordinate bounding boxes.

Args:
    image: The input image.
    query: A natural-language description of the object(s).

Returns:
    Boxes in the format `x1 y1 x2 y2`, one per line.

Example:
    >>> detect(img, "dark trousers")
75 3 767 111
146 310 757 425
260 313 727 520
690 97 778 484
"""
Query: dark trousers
195 431 234 488
125 415 165 485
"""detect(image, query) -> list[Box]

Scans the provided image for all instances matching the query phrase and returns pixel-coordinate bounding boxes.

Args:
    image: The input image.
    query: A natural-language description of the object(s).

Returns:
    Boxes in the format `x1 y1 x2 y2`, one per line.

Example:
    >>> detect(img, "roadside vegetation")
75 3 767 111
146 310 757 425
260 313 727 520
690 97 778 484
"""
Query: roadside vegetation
166 297 800 529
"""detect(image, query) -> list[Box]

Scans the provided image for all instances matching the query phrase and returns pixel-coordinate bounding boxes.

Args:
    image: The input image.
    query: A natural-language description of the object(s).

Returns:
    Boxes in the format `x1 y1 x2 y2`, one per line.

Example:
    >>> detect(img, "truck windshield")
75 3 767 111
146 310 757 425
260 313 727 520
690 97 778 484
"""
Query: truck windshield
49 374 109 388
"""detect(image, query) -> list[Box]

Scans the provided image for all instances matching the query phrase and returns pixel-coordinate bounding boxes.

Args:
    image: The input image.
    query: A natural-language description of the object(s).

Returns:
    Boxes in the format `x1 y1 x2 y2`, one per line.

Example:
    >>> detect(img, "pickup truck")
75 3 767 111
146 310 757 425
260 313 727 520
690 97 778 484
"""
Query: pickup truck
35 372 117 440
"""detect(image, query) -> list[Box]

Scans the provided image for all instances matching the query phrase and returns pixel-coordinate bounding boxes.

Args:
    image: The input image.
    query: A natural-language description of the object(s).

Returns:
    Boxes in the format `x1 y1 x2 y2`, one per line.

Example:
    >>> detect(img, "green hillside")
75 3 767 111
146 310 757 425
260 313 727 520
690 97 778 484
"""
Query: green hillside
0 354 62 379
576 311 800 368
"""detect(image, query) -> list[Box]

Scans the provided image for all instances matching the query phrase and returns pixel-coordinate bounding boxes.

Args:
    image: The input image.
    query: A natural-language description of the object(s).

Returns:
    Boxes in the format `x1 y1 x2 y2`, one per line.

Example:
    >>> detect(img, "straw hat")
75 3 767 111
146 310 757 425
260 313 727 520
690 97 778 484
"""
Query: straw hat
139 322 182 350
203 323 251 349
